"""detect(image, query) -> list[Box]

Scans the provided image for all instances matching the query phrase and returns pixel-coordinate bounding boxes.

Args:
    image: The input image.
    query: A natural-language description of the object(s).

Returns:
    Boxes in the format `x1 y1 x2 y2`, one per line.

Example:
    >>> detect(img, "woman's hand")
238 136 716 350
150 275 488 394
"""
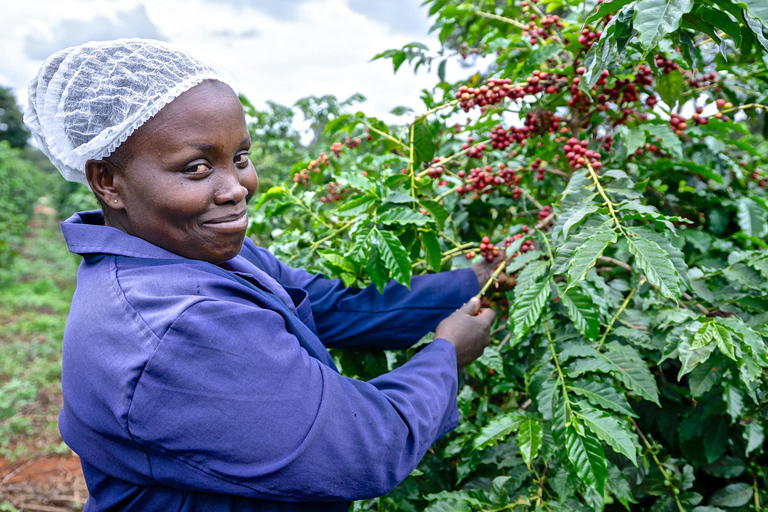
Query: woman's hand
435 297 496 368
471 249 515 294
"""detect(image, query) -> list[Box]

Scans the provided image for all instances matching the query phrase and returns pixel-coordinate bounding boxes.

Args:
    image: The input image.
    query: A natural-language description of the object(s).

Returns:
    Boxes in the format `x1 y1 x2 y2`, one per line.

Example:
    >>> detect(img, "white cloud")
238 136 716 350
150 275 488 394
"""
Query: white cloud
345 0 431 36
24 5 166 60
200 0 312 21
2 0 451 127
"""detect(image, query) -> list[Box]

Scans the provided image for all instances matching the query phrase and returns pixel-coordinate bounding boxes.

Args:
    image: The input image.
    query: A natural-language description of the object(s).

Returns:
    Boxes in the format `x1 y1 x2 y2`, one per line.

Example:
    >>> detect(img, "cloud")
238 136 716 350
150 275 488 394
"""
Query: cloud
211 28 260 39
345 0 431 36
201 0 313 21
24 4 167 60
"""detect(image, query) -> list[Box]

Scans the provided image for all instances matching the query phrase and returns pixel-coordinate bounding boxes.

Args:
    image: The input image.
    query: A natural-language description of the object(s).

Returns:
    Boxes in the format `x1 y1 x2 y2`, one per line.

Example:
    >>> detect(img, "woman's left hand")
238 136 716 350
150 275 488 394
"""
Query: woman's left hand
471 249 515 295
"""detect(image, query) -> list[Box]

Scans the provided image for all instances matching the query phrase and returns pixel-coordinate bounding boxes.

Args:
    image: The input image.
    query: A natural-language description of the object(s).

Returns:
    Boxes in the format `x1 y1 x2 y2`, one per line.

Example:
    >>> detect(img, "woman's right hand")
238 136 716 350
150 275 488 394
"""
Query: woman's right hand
435 297 495 368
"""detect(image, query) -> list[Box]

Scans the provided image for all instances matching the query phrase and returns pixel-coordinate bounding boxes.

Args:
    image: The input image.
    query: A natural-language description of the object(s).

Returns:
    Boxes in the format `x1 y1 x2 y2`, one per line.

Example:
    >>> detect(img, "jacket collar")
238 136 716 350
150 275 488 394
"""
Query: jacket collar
61 210 188 260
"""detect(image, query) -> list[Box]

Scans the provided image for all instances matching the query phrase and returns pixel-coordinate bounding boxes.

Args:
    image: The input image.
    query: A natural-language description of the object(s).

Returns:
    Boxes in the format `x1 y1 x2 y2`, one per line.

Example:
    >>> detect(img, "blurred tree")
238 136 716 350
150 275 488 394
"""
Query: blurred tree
0 86 29 148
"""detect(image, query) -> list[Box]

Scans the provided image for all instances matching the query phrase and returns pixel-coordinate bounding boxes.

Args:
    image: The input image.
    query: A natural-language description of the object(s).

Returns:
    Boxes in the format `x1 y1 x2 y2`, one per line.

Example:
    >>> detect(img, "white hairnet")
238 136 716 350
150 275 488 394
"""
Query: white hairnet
24 38 229 185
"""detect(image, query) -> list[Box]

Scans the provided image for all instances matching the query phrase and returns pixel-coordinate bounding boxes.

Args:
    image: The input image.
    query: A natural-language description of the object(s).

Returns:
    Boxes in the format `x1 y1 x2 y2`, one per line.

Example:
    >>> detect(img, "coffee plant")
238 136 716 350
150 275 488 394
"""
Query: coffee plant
250 0 768 510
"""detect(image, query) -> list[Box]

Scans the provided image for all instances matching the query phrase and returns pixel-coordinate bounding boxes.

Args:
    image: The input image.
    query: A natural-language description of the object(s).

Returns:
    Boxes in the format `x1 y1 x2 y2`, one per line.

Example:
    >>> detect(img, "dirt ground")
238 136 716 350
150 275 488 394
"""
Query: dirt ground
0 453 88 511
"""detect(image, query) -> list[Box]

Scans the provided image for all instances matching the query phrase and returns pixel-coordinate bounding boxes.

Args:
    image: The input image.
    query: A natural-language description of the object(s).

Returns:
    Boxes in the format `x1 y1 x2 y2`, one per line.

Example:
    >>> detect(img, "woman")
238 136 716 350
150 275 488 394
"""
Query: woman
25 39 501 511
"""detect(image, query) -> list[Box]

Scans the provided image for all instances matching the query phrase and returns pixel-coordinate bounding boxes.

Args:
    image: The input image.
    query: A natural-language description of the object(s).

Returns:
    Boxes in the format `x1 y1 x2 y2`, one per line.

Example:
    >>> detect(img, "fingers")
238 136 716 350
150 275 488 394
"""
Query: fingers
476 307 496 327
461 296 481 316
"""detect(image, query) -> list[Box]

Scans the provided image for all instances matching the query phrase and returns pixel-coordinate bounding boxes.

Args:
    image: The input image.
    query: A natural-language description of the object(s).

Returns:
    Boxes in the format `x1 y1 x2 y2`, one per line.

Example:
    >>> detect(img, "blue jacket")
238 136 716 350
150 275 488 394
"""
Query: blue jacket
59 211 478 511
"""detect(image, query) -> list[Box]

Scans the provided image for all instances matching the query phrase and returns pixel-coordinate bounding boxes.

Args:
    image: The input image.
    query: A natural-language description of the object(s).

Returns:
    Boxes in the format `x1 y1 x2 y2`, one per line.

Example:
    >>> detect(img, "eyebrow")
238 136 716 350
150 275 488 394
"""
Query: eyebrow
188 135 251 151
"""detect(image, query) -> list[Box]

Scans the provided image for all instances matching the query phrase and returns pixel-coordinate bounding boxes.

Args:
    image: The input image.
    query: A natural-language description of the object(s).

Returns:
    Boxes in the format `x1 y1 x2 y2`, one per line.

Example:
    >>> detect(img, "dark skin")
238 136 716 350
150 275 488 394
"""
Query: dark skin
85 79 496 365
86 80 258 264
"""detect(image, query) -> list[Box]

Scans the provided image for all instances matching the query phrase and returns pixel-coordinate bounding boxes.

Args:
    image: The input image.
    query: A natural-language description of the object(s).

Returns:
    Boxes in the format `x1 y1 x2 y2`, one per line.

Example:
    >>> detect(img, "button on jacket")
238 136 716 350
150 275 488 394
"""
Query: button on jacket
59 210 478 511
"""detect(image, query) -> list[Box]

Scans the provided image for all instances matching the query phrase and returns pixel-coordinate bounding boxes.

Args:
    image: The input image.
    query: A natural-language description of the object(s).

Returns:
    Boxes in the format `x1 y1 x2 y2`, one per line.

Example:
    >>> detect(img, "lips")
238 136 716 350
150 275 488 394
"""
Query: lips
203 210 248 232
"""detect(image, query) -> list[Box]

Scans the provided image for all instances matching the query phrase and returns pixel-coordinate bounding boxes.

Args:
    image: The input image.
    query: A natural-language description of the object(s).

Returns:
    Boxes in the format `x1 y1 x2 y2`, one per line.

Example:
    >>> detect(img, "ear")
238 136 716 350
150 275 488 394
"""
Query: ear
85 159 123 211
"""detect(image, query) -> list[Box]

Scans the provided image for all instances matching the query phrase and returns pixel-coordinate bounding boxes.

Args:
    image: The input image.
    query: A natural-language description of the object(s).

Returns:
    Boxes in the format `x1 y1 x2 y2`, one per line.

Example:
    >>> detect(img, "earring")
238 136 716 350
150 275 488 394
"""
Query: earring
113 199 118 203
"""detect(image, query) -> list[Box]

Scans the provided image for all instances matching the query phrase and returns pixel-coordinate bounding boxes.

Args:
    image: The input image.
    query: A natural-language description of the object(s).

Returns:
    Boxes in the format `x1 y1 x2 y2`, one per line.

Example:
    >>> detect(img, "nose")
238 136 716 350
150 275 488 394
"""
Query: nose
213 167 249 205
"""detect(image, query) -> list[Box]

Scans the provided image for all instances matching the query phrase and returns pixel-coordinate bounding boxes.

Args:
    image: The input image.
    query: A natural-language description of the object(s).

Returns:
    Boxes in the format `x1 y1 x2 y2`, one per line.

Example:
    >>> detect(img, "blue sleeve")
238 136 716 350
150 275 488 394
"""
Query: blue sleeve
127 299 459 501
242 240 479 349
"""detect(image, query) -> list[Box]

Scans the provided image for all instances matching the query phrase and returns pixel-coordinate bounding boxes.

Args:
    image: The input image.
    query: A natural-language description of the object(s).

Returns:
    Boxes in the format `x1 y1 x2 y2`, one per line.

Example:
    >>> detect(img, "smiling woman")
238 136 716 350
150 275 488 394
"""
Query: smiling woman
24 38 500 511
86 80 259 263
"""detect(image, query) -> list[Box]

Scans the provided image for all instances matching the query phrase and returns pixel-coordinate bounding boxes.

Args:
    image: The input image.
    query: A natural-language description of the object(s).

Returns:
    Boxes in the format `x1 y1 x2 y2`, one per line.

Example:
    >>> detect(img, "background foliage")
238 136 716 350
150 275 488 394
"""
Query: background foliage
247 0 768 510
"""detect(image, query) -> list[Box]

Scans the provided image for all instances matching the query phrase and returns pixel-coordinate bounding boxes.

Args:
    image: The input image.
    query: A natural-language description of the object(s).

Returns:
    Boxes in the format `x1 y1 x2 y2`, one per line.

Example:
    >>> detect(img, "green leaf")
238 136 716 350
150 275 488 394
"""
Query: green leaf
703 456 746 478
692 320 736 361
709 483 753 508
337 194 377 216
383 193 418 205
569 380 637 417
557 286 601 340
319 252 356 274
585 0 635 25
736 197 768 238
634 0 694 53
624 126 647 156
422 231 442 273
379 207 434 227
567 357 616 378
473 412 525 450
364 245 388 294
694 4 742 45
743 11 768 52
566 227 618 288
632 226 690 290
625 229 681 300
739 0 768 27
420 199 448 230
656 68 684 108
574 405 639 463
688 356 726 397
254 185 287 212
518 417 543 466
643 124 684 159
561 203 600 241
744 421 765 456
553 216 612 274
506 251 543 275
424 500 471 512
515 260 551 296
375 229 412 288
412 121 435 166
583 6 636 86
604 342 661 405
512 278 551 341
718 316 768 366
565 425 608 494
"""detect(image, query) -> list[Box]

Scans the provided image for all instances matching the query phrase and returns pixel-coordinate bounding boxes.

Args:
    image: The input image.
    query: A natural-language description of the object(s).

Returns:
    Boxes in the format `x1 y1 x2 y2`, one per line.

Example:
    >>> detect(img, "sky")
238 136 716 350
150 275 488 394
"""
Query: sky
0 0 472 127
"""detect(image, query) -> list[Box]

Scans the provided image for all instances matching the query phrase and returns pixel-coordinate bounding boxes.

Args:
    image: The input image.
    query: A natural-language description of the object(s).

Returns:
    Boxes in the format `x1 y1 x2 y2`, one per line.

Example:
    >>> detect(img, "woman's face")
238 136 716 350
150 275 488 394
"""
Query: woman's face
104 80 258 263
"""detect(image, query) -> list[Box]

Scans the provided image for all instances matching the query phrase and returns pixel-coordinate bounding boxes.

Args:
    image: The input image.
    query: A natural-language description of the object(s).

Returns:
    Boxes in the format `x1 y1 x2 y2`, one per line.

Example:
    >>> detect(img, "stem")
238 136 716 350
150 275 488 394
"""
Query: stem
718 103 768 115
476 10 528 30
291 195 333 229
476 253 515 298
545 321 572 418
597 277 644 349
416 139 492 178
365 124 409 150
585 160 625 235
539 230 554 263
522 188 544 210
415 99 461 121
436 186 459 201
309 220 355 250
409 124 417 199
633 420 687 512
754 468 762 512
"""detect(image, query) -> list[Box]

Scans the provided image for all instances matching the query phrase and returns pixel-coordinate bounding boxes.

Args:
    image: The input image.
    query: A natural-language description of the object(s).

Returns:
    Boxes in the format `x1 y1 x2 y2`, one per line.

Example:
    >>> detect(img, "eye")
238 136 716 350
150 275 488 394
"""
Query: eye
235 153 250 167
184 163 212 174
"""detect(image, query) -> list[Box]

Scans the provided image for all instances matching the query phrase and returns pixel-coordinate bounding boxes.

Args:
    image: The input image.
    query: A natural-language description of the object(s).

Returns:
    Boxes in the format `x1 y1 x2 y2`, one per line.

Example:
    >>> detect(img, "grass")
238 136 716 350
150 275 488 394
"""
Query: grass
0 214 79 461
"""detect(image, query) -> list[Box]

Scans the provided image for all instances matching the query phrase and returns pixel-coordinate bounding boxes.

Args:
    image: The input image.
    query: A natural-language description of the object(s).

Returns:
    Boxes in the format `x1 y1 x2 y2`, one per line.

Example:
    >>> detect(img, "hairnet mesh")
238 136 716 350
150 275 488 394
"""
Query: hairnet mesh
24 38 229 185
